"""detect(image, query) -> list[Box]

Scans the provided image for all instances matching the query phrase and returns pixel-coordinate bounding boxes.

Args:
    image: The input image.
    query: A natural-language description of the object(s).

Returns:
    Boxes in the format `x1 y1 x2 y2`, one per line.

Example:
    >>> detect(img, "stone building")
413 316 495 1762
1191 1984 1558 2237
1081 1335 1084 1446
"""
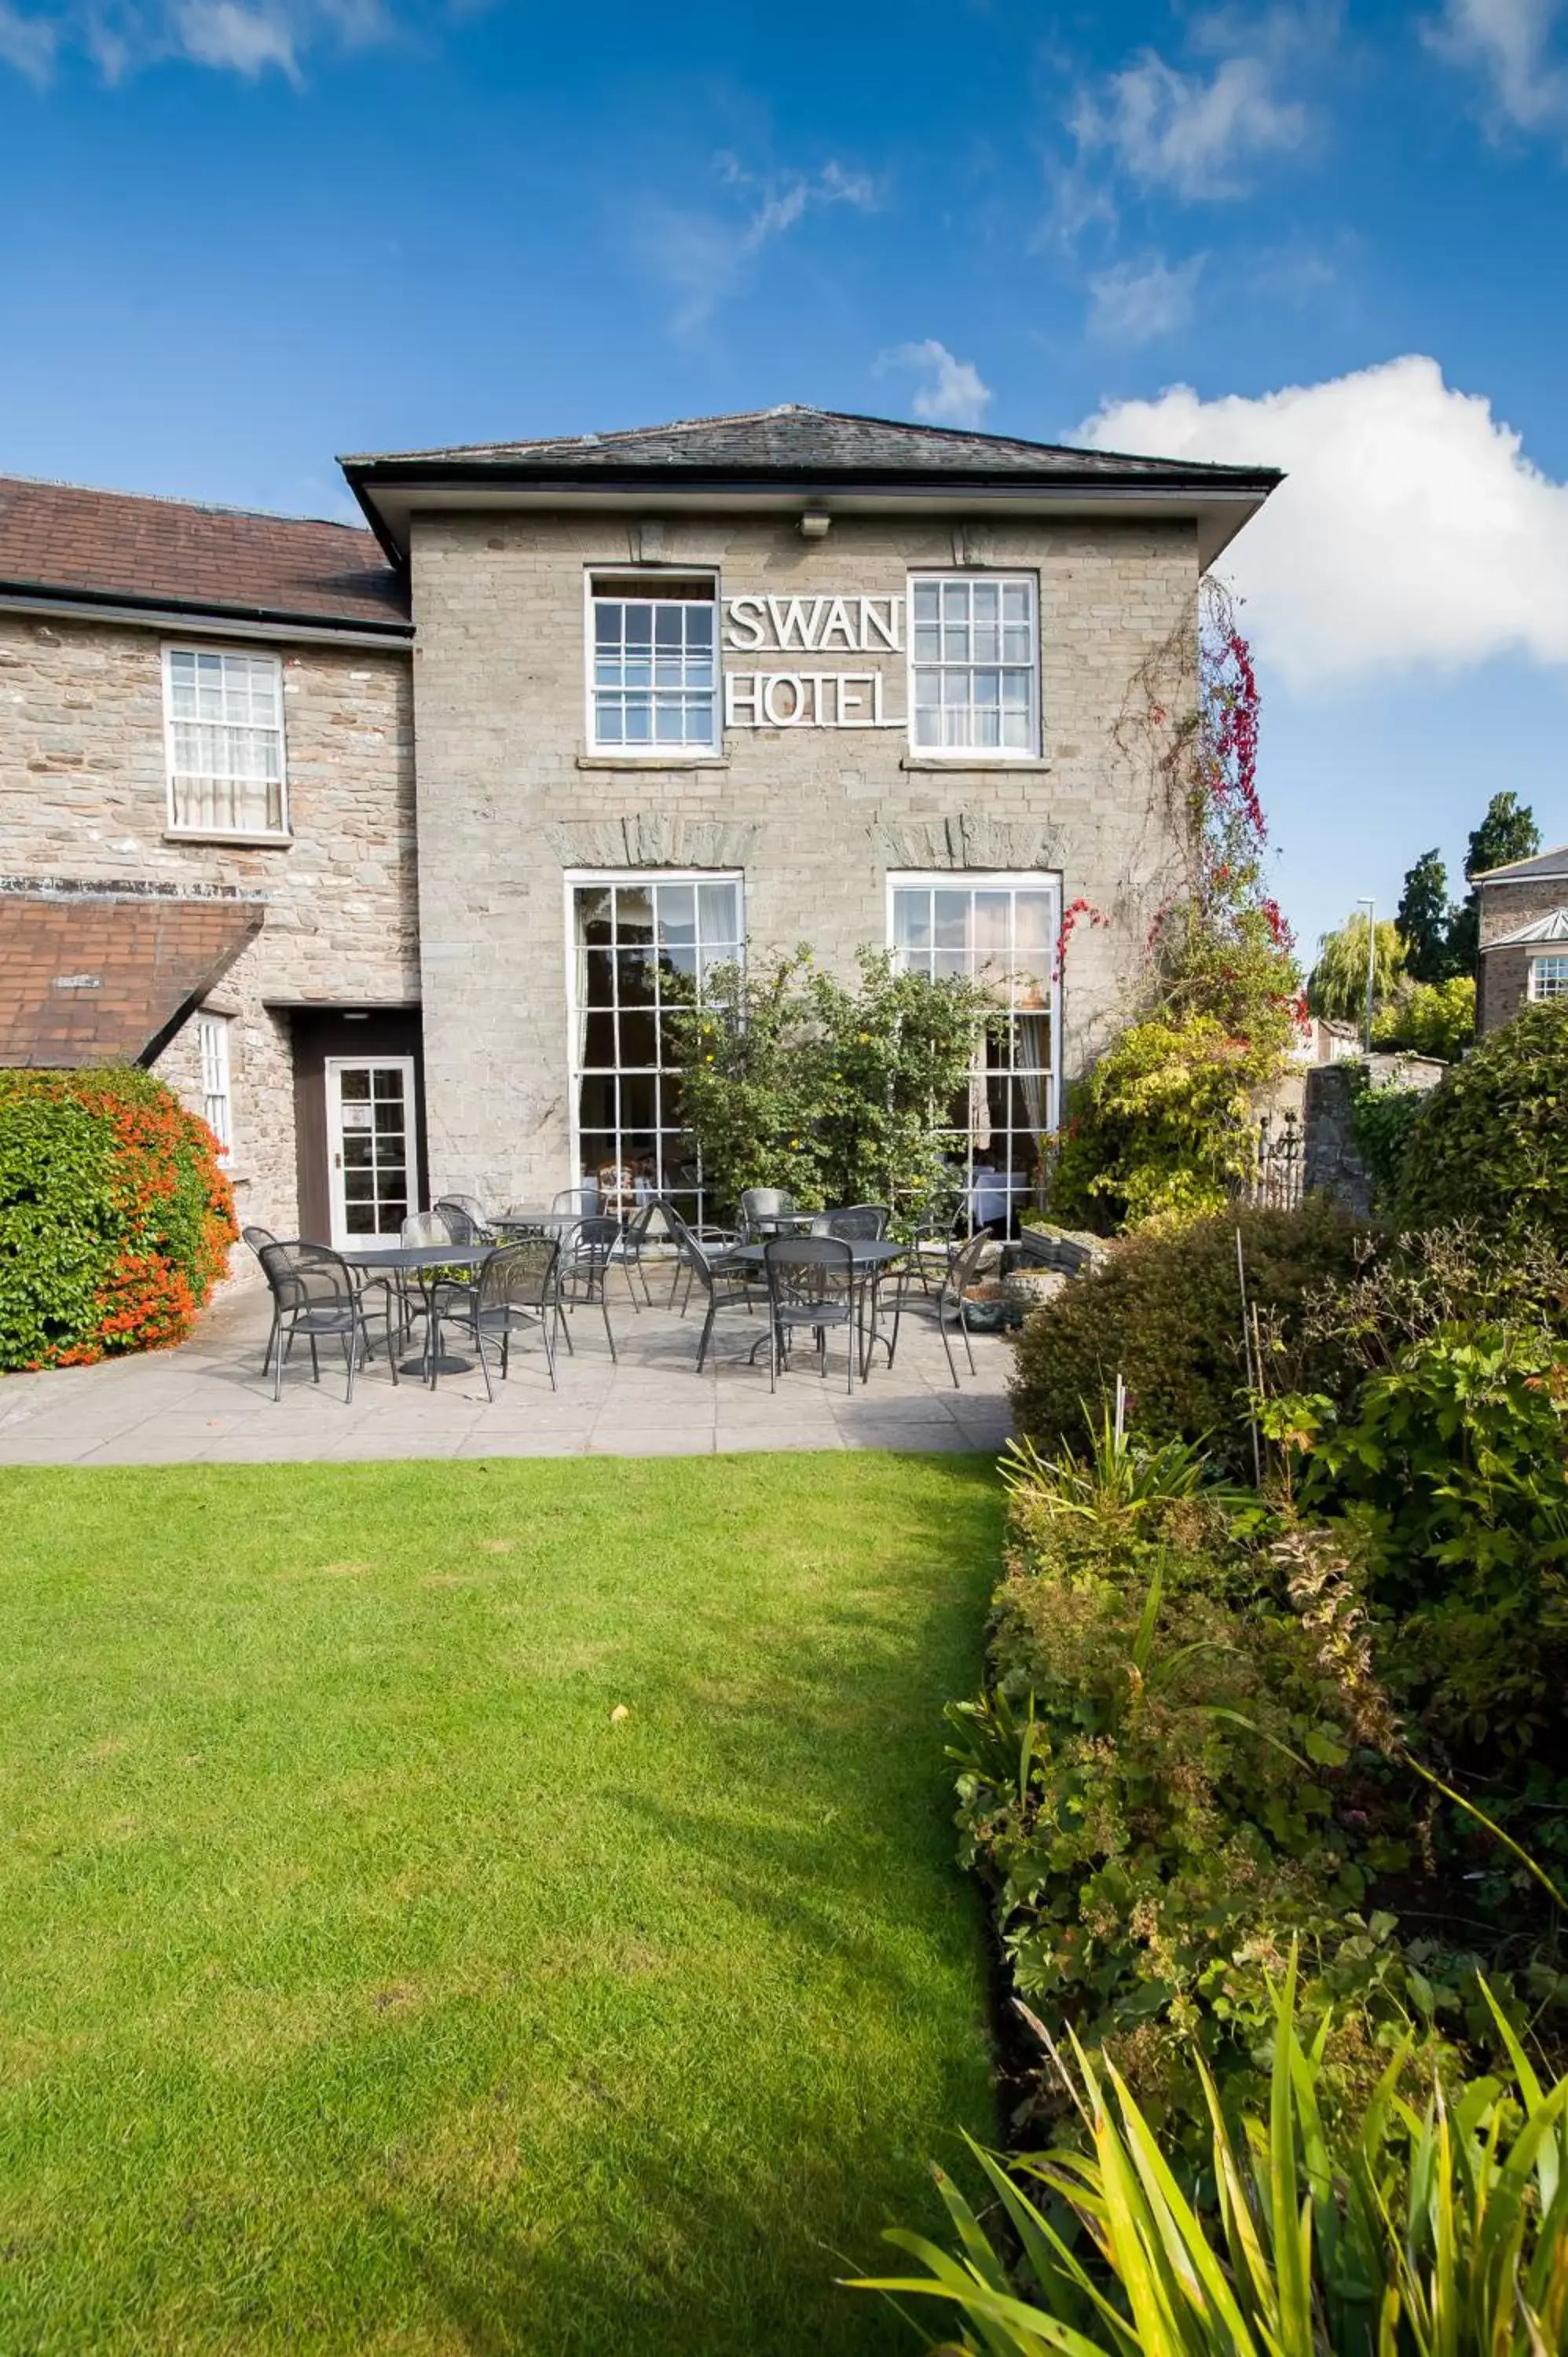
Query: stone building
0 406 1277 1255
1475 845 1568 1034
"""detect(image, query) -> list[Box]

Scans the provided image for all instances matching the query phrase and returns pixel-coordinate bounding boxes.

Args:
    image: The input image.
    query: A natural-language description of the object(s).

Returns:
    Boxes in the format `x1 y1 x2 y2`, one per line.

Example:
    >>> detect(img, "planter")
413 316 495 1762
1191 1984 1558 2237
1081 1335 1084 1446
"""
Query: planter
960 1281 1012 1334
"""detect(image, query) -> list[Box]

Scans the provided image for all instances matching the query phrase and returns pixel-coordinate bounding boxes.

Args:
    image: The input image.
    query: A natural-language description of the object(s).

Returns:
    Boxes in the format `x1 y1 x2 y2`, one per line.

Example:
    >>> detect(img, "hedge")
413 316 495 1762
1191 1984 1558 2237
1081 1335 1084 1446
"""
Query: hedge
0 1068 236 1371
1397 999 1568 1235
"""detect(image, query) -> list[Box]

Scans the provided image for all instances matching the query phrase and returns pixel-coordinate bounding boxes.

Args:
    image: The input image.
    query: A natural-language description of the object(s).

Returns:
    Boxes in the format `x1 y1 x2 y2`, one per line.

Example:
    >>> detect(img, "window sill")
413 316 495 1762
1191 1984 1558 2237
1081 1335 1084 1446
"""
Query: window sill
575 753 731 772
900 755 1053 773
164 828 293 848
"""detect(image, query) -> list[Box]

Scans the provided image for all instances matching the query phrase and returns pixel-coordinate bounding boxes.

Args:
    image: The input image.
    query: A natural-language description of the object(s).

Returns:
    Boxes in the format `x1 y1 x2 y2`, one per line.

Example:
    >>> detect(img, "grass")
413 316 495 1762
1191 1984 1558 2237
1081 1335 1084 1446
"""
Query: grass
0 1452 1002 2355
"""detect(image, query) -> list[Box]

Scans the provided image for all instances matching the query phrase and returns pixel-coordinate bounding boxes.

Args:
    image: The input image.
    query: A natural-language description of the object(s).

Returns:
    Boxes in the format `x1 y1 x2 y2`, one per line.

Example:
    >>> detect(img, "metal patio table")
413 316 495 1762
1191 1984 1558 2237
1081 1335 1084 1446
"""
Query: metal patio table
731 1237 907 1380
338 1242 493 1381
492 1208 590 1237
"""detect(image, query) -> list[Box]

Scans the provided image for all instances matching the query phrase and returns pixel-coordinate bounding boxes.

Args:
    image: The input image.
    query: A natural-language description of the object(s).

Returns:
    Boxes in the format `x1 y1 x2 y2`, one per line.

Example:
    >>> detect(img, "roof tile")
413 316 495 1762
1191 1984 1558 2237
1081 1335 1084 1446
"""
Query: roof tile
0 476 408 629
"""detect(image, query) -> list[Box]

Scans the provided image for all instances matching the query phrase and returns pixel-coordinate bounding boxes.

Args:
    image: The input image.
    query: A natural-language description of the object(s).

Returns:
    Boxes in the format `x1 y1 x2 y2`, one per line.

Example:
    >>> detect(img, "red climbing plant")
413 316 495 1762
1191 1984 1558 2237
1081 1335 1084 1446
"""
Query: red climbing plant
1047 578 1303 1232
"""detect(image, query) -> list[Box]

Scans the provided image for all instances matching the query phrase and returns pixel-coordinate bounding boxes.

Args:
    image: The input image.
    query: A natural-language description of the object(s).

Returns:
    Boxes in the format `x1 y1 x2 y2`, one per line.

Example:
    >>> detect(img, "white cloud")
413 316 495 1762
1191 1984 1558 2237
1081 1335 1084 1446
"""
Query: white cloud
1070 41 1310 200
1427 0 1568 134
0 0 390 79
878 339 992 428
0 0 54 74
1077 354 1568 688
642 155 877 332
1086 254 1204 343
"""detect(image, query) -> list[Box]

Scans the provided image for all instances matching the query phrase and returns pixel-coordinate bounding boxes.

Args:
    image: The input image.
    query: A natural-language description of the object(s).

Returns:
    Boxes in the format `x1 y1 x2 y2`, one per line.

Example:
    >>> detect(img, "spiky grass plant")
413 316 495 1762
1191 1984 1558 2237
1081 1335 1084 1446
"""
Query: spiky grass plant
849 1956 1568 2355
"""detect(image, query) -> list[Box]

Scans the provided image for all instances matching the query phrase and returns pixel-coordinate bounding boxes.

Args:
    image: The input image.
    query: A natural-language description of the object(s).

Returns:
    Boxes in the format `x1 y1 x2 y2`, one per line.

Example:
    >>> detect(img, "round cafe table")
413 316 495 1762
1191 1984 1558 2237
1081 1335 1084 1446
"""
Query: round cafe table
337 1242 493 1381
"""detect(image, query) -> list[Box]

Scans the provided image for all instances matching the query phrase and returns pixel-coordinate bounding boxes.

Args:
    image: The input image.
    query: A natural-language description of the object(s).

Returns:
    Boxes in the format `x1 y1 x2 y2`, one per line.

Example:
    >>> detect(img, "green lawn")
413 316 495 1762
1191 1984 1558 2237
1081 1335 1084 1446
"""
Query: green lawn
0 1453 1000 2355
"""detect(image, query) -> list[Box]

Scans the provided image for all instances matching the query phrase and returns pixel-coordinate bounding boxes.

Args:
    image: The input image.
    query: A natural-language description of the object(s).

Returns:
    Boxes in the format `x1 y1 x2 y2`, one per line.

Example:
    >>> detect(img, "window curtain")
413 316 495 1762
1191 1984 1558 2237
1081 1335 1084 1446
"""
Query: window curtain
1016 1014 1049 1186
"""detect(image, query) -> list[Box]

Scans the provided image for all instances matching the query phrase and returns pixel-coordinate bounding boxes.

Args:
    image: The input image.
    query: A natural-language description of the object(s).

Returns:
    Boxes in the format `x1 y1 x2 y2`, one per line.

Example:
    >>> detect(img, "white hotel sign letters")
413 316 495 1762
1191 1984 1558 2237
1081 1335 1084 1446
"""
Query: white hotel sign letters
721 593 903 730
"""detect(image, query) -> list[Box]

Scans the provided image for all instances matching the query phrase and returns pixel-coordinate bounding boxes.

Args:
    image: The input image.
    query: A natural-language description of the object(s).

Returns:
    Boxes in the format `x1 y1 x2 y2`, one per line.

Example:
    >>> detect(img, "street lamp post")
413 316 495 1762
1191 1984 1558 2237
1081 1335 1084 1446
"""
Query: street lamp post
1357 896 1376 1054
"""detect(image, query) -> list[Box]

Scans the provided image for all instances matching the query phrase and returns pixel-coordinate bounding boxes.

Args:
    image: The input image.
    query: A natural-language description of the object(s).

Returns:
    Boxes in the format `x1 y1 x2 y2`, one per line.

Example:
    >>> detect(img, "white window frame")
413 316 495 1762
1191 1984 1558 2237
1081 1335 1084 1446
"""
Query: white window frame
163 644 290 841
887 869 1062 1229
583 568 723 758
905 573 1040 760
562 869 744 1226
1529 954 1568 1001
194 1011 233 1158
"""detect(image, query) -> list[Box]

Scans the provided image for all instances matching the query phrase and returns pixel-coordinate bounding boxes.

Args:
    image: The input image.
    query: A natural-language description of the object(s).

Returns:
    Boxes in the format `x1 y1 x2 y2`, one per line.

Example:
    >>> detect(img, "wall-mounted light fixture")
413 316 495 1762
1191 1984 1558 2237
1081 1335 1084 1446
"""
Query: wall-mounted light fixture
797 511 832 539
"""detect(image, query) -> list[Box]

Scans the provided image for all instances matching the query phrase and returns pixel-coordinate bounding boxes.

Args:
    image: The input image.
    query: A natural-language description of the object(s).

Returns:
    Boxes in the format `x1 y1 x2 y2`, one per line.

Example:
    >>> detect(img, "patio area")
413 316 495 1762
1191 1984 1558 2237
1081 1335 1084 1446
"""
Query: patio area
0 1270 1015 1465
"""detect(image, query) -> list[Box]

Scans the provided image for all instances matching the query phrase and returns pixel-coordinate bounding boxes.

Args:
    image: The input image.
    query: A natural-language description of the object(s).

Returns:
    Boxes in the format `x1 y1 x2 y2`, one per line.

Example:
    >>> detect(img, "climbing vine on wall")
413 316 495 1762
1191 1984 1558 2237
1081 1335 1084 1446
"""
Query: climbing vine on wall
1050 578 1303 1232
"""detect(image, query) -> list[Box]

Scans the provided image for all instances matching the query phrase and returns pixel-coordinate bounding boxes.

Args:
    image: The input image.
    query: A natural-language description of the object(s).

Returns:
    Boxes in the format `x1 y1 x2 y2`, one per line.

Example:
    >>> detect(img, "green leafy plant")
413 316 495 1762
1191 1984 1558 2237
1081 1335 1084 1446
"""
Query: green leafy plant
1372 974 1475 1062
662 946 1002 1226
1009 1200 1376 1478
1271 1324 1568 1757
950 1443 1421 2142
0 1066 235 1370
1047 1012 1281 1231
1343 1065 1431 1208
848 1961 1568 2356
1396 1002 1568 1237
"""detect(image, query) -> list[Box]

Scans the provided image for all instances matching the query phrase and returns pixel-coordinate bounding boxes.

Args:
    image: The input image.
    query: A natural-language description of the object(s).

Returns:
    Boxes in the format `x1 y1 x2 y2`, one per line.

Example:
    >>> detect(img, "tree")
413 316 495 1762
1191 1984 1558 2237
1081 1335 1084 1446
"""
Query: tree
1446 791 1541 973
1306 911 1405 1029
1395 849 1454 984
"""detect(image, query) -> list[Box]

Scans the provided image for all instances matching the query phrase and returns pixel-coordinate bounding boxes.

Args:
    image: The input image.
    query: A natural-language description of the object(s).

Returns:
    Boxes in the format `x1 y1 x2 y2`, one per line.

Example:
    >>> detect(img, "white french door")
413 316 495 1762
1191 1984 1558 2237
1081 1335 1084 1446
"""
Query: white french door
325 1057 419 1248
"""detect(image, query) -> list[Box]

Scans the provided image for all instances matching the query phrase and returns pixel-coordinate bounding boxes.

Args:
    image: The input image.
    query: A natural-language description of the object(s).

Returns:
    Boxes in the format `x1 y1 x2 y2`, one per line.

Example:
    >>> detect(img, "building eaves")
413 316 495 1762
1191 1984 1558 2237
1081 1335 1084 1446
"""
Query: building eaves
1472 845 1568 885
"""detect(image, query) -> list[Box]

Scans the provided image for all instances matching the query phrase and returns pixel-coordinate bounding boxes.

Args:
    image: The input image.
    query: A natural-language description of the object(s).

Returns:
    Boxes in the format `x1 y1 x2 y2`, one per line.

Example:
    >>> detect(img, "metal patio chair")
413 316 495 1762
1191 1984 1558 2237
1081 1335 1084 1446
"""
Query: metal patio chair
672 1218 759 1373
738 1186 800 1242
434 1194 496 1244
471 1236 562 1398
763 1234 858 1393
255 1240 394 1403
614 1195 681 1310
242 1223 285 1375
555 1213 621 1362
811 1203 890 1240
886 1227 995 1388
551 1186 601 1216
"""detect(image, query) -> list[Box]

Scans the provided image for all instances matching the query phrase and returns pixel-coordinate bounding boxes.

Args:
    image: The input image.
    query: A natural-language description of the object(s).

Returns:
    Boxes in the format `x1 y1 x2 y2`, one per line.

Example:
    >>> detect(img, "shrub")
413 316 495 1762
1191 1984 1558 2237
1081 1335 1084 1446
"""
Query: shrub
1009 1197 1376 1476
1372 973 1475 1061
1046 1011 1279 1232
1397 1001 1568 1236
950 1458 1426 2146
663 947 1002 1225
1277 1323 1568 1763
0 1067 235 1371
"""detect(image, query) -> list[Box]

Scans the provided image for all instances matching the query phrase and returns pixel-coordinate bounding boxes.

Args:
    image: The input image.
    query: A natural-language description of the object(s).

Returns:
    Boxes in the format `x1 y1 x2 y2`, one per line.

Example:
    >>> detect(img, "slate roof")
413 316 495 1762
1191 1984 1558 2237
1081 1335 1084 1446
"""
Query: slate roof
1484 907 1568 950
1473 845 1568 885
343 402 1276 486
0 888 264 1068
0 475 409 633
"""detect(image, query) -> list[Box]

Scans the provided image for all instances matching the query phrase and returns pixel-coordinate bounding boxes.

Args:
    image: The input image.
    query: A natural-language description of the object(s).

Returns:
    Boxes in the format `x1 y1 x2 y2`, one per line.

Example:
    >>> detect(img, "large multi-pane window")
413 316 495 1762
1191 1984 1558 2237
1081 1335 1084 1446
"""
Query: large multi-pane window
890 873 1060 1232
588 575 719 753
908 575 1039 756
1530 955 1568 1000
570 874 743 1226
163 647 288 837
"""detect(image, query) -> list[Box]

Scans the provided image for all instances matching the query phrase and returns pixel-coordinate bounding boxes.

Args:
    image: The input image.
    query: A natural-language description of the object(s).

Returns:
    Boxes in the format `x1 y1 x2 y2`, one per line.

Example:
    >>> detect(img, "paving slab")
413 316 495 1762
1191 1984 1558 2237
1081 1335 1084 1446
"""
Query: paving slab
0 1281 1014 1464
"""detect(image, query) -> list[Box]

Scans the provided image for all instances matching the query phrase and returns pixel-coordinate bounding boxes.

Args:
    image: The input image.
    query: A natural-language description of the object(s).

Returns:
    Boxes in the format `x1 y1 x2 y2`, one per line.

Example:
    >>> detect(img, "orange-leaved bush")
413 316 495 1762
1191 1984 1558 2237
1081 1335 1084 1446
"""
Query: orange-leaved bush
0 1066 235 1371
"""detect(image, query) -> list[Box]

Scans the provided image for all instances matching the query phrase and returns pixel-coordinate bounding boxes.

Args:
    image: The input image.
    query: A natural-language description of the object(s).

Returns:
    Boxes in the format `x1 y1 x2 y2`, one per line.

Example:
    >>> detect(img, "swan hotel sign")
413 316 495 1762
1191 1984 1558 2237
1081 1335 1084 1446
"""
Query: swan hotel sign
720 592 904 730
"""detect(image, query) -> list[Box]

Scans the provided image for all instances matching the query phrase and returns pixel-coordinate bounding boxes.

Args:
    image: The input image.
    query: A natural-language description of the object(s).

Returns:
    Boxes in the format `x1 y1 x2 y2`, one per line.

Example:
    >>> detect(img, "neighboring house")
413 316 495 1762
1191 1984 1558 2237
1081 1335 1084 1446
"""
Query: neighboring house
1475 846 1568 1033
0 405 1278 1255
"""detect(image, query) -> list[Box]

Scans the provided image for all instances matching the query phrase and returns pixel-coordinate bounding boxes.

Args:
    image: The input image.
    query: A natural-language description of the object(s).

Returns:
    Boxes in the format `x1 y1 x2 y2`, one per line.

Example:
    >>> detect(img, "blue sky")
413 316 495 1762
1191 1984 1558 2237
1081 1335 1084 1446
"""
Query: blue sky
2 0 1566 954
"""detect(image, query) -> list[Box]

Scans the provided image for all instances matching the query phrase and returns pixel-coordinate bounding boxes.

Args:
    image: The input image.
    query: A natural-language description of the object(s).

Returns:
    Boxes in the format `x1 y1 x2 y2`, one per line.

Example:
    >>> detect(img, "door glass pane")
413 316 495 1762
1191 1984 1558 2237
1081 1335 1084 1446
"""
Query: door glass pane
339 1068 370 1101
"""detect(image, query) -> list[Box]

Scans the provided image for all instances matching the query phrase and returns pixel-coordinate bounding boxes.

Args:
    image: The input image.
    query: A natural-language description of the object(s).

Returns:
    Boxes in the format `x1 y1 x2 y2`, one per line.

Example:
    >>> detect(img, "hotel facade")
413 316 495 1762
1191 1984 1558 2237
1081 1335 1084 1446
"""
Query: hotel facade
0 407 1277 1255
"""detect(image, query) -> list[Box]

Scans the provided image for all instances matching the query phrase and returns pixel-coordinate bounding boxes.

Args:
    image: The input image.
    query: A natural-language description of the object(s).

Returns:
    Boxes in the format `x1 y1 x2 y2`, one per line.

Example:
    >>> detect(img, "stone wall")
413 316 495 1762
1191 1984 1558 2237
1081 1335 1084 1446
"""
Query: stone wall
0 612 417 1255
409 509 1198 1205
